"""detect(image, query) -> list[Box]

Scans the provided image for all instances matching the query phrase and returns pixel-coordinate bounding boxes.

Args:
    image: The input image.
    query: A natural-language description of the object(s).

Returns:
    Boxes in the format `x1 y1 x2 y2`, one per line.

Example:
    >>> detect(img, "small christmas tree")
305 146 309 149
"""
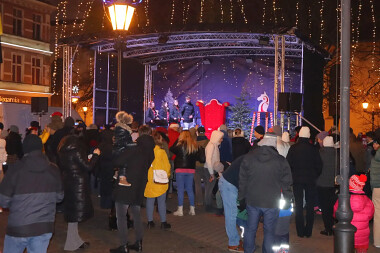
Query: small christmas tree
229 90 253 138
164 88 175 107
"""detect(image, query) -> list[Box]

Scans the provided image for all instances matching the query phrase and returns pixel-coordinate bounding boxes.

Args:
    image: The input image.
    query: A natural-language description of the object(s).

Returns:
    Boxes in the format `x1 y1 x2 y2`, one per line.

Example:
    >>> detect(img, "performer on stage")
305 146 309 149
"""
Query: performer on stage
170 99 181 125
158 101 170 126
145 101 160 127
181 96 194 130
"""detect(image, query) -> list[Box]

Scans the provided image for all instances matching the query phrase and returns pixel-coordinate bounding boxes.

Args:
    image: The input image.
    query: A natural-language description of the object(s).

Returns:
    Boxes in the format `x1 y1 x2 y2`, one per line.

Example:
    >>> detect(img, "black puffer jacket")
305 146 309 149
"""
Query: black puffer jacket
181 102 194 123
286 137 323 184
170 143 205 171
113 123 133 156
170 105 181 123
112 135 155 205
58 135 98 223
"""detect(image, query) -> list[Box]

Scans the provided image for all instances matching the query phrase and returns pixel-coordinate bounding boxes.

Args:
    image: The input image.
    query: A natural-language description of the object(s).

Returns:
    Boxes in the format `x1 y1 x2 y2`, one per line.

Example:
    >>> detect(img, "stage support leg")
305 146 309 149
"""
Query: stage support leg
274 36 279 126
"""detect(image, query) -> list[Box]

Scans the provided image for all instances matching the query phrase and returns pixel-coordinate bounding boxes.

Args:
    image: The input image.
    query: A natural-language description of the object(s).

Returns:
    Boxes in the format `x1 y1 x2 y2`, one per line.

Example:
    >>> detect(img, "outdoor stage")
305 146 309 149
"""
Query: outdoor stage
87 31 327 135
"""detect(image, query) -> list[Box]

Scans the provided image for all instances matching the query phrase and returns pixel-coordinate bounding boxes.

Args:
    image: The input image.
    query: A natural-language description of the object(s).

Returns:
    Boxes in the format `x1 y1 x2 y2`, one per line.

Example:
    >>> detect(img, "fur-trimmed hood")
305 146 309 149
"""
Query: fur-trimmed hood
115 122 132 134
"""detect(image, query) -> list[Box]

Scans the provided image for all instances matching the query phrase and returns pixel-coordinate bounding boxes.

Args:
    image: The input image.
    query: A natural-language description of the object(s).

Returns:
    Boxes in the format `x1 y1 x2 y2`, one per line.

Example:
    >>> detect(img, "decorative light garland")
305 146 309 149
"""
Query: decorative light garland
319 0 324 45
295 1 299 26
262 0 267 26
369 0 376 69
144 0 149 26
170 0 176 25
272 0 277 25
229 0 233 23
200 0 204 23
237 0 248 24
219 0 224 23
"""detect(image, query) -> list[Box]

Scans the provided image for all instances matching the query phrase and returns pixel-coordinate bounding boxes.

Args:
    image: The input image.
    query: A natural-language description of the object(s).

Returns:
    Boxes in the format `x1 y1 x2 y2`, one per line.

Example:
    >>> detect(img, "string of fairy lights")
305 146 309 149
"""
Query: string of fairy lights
52 0 377 97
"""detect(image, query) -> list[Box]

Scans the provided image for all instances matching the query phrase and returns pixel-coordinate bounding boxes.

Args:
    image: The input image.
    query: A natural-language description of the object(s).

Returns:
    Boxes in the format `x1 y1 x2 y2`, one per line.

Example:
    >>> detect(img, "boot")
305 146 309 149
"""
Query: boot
189 206 195 216
110 244 129 253
119 176 131 187
160 221 171 230
173 206 183 216
128 240 142 252
147 221 155 229
108 213 118 231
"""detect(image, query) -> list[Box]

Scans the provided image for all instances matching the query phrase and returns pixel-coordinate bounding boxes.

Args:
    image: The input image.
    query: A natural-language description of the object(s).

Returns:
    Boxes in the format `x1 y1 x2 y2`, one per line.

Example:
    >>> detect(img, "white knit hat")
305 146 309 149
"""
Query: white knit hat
299 126 311 138
282 132 290 143
323 136 334 147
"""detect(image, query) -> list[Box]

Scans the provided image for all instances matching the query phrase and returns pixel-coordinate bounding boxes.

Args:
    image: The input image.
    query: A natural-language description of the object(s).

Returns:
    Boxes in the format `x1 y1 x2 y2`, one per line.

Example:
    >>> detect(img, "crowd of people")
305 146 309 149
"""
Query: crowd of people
0 110 379 253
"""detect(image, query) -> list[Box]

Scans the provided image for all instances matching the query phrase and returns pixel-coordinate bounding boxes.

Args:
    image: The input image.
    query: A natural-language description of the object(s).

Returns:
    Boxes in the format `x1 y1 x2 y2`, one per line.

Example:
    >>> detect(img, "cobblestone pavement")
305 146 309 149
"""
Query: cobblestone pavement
0 194 379 253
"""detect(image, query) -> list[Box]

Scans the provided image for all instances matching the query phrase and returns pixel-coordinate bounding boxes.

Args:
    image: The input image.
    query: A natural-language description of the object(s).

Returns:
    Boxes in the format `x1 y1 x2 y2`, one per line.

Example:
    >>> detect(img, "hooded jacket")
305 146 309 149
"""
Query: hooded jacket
317 147 339 187
144 145 171 198
0 151 63 237
205 130 224 175
232 136 251 161
334 191 374 248
286 137 323 184
58 136 99 223
239 146 293 209
112 135 155 205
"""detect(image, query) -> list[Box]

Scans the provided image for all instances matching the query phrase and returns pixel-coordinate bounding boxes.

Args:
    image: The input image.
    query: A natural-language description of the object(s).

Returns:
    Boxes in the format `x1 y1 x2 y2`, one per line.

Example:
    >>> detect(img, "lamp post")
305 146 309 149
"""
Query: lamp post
107 1 136 111
362 102 380 131
83 106 88 124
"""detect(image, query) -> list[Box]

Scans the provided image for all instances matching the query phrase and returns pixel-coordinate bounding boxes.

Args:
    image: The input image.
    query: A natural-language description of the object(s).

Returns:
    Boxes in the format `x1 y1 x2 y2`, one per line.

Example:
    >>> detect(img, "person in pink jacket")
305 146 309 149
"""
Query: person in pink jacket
334 174 374 253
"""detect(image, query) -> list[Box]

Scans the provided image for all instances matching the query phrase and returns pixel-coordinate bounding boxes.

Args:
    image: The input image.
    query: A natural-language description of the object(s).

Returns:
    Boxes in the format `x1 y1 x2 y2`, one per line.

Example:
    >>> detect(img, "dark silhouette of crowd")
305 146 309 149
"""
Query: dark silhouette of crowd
0 111 379 253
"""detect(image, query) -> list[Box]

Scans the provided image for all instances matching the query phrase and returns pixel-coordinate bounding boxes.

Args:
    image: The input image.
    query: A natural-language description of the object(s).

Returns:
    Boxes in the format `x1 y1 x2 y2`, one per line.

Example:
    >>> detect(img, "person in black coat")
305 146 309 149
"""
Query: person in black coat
158 101 169 126
50 117 75 164
58 135 100 251
145 101 159 127
232 128 251 161
181 96 194 130
170 99 181 124
110 126 155 253
286 126 322 238
5 125 23 165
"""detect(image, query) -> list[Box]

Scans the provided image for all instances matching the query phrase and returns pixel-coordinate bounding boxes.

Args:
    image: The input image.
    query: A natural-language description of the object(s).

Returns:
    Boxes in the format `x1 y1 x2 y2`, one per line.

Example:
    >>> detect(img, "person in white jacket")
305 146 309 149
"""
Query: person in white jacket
204 130 224 211
277 132 291 158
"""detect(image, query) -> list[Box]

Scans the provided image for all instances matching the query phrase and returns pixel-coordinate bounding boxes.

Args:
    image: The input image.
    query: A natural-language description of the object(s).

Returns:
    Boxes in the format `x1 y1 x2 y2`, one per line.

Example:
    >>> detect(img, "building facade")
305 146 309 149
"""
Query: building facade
0 0 55 104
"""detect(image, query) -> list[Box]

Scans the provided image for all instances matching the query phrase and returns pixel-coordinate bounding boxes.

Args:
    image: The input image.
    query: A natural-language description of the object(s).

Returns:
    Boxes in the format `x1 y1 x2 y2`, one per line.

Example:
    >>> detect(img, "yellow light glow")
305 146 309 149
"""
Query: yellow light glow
108 4 135 31
362 102 369 109
72 97 78 103
83 107 88 112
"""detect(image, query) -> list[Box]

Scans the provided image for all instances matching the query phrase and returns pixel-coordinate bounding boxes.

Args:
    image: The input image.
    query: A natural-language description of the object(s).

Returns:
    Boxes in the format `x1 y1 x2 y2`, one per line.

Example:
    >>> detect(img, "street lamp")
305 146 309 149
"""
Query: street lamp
83 106 88 123
362 102 380 131
106 1 136 111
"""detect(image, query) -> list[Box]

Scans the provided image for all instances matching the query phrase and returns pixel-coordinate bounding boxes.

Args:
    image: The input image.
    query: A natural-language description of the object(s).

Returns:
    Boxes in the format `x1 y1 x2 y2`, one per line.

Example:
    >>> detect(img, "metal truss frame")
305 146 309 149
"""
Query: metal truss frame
94 32 305 64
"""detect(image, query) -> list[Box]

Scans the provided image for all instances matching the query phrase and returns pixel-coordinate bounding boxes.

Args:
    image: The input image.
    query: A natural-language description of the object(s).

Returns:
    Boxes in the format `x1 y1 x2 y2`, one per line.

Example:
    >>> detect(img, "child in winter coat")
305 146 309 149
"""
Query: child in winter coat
334 174 374 253
112 111 134 187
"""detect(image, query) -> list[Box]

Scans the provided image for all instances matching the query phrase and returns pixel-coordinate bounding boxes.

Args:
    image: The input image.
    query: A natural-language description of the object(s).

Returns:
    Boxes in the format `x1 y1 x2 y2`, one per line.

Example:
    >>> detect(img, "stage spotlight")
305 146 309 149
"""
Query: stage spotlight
246 58 253 63
259 36 270 46
202 59 211 64
151 65 158 71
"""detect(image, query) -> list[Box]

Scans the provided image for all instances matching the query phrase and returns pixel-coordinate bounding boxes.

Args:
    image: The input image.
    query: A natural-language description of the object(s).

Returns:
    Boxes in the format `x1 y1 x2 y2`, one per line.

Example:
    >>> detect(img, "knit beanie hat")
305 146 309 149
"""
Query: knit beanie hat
299 126 311 138
316 131 329 141
10 125 19 133
258 132 277 148
323 136 334 147
349 174 367 191
254 125 265 136
23 134 42 154
282 132 290 143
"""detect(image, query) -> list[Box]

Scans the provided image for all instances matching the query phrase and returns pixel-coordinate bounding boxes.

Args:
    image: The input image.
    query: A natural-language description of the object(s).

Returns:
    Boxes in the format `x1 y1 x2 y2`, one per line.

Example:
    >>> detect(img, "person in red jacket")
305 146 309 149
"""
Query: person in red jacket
334 174 374 253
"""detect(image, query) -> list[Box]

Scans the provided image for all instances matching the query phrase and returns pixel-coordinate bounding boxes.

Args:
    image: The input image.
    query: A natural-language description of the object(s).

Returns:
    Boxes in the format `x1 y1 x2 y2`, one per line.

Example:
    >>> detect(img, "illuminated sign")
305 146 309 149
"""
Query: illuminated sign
0 95 31 104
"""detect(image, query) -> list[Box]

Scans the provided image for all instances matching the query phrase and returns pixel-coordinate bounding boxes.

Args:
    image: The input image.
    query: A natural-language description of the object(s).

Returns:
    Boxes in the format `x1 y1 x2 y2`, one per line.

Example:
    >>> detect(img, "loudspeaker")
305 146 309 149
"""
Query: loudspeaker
278 93 302 112
31 97 48 113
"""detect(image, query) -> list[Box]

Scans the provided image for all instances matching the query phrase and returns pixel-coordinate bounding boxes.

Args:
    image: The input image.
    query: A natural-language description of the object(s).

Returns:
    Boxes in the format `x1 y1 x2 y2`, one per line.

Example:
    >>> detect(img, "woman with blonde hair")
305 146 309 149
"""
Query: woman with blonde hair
170 130 205 216
144 130 172 230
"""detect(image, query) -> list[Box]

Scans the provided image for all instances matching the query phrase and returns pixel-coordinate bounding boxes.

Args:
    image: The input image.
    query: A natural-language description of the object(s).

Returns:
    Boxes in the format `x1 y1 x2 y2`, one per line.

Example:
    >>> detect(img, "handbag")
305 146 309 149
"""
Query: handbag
153 169 169 184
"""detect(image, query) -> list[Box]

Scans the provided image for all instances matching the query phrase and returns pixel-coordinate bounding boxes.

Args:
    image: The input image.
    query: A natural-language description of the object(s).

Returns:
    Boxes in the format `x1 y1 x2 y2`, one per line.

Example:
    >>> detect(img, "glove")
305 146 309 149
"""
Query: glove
238 199 246 212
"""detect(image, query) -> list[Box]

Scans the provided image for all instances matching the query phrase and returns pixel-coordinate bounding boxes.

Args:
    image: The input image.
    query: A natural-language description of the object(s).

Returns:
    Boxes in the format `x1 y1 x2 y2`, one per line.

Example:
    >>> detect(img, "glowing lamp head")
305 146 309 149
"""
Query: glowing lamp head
83 107 88 112
108 3 135 31
72 97 78 103
362 102 369 110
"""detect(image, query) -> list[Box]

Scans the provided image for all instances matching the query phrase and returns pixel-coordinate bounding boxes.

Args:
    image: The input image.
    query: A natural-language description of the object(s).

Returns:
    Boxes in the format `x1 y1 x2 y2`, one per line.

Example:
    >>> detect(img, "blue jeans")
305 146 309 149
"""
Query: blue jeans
3 233 52 253
219 176 240 246
176 172 194 206
244 205 279 253
146 193 167 222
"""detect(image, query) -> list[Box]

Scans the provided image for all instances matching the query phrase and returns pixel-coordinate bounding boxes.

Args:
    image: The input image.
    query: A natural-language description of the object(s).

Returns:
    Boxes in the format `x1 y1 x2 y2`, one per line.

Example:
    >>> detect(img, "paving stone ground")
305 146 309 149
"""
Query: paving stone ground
0 194 379 253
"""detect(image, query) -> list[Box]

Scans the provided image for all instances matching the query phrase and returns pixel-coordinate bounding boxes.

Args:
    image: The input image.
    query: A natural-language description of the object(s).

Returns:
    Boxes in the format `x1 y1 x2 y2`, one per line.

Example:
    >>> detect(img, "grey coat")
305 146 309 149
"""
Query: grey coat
317 147 339 188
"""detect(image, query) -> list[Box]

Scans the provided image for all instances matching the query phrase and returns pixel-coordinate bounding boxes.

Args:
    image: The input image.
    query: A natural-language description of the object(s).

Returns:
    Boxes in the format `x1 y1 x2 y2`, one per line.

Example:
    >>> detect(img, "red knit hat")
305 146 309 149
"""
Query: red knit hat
349 174 367 191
